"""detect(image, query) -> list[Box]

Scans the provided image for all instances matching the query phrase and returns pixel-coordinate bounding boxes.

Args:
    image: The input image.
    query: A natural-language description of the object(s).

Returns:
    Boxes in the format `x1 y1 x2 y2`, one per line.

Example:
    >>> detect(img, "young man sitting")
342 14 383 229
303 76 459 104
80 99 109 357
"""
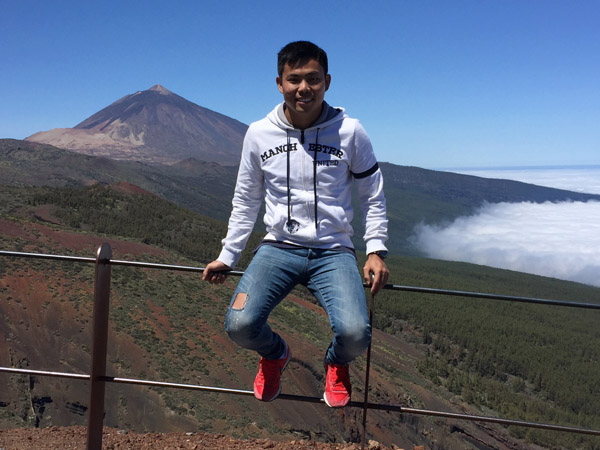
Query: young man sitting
203 41 389 407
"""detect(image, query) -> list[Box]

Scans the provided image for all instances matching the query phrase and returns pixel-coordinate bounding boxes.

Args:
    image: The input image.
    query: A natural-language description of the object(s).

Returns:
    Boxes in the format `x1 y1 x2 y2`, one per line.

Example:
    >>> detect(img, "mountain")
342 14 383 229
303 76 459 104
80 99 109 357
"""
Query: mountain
25 85 247 165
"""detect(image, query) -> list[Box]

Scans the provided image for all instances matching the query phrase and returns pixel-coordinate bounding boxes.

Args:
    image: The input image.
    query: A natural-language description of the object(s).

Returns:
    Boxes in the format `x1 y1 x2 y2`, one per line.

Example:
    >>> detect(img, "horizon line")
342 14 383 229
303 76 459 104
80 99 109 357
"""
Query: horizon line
437 164 600 172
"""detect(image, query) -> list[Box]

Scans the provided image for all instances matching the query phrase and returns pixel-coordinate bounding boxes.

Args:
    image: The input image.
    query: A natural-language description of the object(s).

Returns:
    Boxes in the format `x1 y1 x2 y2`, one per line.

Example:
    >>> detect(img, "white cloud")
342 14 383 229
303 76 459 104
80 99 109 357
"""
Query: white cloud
411 201 600 287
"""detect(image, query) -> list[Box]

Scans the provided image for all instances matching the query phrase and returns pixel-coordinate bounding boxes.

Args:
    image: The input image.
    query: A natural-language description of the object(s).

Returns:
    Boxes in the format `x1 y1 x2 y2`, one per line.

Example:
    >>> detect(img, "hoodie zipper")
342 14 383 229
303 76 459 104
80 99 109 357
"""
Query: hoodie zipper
286 128 320 234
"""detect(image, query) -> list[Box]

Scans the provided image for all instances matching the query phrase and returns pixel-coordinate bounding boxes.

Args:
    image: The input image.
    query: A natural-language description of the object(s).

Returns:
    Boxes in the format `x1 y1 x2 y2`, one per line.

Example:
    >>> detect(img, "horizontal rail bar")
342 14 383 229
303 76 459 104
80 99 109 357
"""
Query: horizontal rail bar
0 250 95 264
0 250 245 276
2 249 599 310
383 284 600 310
98 374 600 437
392 406 600 437
2 367 600 436
110 258 245 276
103 375 260 397
0 366 89 380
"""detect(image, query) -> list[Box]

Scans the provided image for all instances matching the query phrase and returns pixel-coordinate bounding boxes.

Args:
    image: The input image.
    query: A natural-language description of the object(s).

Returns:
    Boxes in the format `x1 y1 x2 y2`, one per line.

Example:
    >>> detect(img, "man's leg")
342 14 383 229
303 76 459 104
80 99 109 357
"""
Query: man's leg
306 249 371 407
307 250 371 364
224 245 301 400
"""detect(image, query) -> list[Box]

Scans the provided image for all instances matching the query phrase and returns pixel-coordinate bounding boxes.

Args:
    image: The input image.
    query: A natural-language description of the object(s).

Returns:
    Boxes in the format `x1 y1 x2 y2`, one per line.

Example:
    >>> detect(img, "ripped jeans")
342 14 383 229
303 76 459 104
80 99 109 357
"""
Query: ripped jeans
224 245 371 365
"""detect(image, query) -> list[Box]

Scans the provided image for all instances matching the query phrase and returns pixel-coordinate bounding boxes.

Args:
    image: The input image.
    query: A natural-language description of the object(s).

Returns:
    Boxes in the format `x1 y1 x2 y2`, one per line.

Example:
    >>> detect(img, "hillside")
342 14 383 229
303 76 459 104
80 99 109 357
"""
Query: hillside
0 139 238 222
2 182 600 449
3 139 599 255
2 182 572 450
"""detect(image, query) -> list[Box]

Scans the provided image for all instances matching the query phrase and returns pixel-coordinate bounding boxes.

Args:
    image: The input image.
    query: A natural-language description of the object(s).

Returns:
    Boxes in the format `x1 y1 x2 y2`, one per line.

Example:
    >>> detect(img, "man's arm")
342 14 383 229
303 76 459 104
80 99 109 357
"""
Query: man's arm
351 121 389 295
202 128 264 282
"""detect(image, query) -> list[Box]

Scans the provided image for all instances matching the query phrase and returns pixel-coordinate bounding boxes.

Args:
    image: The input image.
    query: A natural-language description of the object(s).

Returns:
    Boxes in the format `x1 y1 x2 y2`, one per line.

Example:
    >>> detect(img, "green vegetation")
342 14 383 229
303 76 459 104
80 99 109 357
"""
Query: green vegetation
371 255 600 449
26 184 262 268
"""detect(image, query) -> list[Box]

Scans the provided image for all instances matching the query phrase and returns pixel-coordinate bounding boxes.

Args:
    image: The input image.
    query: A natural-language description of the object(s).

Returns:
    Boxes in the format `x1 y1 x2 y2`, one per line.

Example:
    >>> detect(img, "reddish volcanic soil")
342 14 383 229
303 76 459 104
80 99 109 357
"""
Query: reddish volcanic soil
0 426 411 450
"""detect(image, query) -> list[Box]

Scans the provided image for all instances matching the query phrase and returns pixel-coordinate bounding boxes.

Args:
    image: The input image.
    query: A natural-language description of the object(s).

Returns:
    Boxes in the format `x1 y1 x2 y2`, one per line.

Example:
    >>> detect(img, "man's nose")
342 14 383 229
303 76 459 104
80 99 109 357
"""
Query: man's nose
298 79 310 92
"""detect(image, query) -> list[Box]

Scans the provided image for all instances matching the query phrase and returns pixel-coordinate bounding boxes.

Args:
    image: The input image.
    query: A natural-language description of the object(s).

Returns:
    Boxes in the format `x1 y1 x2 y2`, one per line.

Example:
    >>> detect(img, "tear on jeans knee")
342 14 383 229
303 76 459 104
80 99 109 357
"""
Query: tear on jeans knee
232 292 247 310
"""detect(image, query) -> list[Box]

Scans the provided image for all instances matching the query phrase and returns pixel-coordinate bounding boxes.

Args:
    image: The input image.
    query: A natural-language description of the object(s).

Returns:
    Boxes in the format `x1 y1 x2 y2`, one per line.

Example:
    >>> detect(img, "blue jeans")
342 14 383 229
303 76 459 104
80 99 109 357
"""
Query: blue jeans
224 245 371 365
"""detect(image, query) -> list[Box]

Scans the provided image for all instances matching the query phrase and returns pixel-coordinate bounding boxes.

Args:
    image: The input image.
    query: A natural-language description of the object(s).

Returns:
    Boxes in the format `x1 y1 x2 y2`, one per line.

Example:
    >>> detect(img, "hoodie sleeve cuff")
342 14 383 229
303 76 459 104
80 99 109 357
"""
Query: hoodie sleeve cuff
365 239 388 256
217 247 241 270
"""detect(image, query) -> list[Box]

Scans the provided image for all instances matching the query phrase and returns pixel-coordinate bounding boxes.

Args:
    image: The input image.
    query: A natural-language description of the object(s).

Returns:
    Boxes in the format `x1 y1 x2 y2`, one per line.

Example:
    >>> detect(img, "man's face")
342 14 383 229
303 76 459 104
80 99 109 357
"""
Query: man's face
276 58 331 128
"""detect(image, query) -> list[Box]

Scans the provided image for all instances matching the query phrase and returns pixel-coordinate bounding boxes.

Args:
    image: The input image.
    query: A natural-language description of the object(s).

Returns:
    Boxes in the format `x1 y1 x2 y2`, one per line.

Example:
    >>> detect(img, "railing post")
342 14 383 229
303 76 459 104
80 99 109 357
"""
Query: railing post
86 243 112 450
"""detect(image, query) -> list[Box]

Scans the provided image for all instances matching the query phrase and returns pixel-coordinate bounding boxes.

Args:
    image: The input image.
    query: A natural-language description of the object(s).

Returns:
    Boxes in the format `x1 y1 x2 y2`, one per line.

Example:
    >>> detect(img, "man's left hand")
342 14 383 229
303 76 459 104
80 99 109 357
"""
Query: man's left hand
363 253 389 296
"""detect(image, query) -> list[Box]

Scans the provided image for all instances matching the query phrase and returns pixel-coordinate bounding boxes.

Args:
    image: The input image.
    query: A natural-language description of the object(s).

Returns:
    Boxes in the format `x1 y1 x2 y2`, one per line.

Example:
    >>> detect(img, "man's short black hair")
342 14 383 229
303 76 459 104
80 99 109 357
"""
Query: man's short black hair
277 41 328 77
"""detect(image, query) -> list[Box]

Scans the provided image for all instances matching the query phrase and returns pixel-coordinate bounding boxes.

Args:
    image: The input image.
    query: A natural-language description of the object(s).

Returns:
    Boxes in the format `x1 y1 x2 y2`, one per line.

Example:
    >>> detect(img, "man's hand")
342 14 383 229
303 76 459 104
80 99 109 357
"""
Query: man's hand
363 253 389 296
202 260 232 285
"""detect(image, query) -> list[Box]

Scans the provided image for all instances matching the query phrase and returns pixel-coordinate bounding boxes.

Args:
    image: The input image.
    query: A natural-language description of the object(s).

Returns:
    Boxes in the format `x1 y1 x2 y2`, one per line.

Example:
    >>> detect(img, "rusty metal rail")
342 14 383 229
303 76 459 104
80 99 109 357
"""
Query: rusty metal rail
1 247 600 449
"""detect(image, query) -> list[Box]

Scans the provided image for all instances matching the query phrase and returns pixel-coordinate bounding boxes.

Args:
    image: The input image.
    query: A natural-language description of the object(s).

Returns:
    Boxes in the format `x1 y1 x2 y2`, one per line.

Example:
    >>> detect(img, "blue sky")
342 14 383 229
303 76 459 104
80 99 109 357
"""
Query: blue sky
1 0 598 169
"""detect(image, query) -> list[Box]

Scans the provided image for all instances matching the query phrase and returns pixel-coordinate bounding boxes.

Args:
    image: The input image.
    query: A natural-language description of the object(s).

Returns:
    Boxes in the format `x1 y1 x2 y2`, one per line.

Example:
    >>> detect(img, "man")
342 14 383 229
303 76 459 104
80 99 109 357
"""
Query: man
203 41 389 408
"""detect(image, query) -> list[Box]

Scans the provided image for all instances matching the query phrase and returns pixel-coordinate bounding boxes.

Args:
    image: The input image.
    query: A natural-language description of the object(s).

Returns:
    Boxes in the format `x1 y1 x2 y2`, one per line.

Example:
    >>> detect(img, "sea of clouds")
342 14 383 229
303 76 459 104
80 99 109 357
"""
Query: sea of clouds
411 167 600 288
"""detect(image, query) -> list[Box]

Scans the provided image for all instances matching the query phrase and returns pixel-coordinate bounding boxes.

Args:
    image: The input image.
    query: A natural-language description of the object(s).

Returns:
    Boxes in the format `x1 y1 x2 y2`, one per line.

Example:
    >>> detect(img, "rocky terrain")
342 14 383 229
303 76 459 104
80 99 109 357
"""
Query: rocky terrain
0 426 416 450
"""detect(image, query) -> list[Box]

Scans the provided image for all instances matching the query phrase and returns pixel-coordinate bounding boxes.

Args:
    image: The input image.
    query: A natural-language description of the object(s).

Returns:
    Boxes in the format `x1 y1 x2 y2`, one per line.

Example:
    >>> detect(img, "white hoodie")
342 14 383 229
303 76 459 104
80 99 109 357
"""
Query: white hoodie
217 103 388 269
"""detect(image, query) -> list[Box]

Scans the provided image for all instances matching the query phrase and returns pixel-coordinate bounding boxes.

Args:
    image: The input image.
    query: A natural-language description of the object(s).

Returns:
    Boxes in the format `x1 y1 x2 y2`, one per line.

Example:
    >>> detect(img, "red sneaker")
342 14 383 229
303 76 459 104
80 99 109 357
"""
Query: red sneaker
253 345 292 402
323 362 351 407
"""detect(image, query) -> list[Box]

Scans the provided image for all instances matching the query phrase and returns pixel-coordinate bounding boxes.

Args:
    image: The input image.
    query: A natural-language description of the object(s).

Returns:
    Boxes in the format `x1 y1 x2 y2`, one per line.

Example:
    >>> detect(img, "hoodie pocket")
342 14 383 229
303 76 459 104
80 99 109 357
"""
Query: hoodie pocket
318 203 352 235
264 200 289 234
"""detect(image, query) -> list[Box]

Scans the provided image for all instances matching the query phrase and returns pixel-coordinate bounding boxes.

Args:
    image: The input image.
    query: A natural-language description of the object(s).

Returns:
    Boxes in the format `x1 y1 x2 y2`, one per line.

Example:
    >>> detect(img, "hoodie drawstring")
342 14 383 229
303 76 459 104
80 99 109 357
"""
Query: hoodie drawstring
285 128 320 234
313 128 320 230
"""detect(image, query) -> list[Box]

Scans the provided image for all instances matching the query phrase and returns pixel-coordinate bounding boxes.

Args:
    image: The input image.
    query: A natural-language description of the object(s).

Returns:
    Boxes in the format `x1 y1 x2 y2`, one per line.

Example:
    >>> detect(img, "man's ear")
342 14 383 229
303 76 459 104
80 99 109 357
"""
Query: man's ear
276 76 284 93
325 74 331 91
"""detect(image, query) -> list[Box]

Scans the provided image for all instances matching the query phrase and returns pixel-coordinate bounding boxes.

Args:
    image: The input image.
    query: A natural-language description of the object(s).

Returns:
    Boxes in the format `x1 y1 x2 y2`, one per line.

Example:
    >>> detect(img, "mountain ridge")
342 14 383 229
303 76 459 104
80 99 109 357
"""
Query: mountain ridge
3 138 600 256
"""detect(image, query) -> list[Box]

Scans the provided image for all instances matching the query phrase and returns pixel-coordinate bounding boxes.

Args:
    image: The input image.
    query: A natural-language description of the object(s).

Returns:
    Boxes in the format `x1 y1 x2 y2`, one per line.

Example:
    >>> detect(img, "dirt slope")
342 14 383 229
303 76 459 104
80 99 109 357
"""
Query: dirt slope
0 426 408 450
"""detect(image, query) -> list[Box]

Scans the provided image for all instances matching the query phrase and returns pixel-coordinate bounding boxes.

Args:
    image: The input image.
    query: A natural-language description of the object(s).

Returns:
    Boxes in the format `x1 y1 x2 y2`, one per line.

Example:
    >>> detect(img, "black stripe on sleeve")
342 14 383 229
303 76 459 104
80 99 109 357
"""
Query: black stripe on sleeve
352 162 379 179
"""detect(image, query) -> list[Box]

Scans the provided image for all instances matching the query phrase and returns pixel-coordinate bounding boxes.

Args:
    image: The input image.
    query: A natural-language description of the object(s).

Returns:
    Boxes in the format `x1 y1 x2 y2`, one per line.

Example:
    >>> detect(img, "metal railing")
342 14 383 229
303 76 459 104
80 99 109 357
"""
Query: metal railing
1 246 600 450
